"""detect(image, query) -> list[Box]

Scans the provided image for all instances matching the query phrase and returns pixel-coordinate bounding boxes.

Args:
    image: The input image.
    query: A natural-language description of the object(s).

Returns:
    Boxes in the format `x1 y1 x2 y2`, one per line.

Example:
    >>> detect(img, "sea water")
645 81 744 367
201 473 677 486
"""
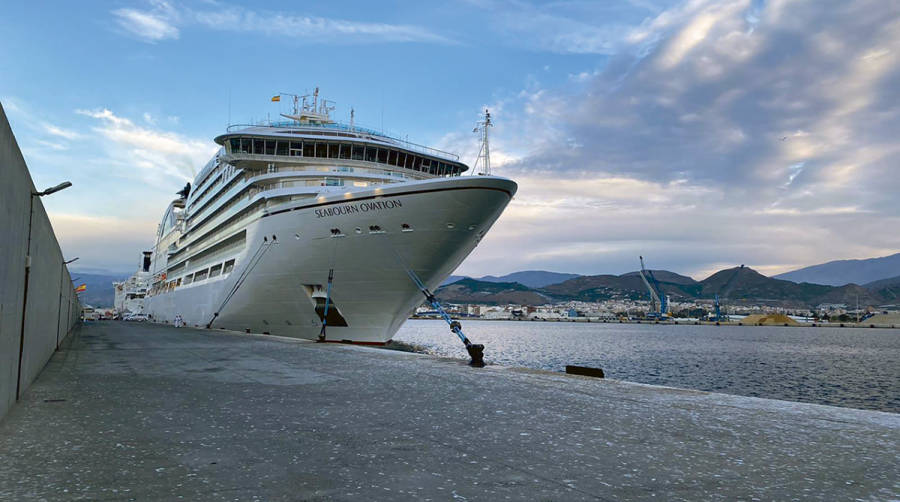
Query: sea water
394 319 900 413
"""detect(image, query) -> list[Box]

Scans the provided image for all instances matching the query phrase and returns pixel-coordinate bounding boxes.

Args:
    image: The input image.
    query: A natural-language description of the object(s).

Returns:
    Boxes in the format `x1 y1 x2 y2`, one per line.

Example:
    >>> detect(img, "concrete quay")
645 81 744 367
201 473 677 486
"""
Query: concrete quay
1 321 897 501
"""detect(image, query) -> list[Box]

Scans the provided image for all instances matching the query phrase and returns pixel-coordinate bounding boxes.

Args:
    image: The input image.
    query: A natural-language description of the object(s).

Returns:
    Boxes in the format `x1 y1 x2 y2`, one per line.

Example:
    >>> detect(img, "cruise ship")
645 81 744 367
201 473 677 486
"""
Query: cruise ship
113 251 151 315
143 90 517 344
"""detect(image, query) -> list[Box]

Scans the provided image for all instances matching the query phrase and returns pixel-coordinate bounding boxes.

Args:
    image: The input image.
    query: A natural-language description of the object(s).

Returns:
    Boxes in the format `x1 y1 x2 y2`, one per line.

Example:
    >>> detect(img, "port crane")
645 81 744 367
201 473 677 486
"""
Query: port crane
639 256 668 318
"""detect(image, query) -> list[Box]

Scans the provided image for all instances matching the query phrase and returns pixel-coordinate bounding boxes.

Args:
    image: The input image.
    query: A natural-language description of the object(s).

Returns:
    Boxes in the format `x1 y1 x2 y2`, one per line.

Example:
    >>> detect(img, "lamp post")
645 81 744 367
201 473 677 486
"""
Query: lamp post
16 181 72 400
56 257 79 351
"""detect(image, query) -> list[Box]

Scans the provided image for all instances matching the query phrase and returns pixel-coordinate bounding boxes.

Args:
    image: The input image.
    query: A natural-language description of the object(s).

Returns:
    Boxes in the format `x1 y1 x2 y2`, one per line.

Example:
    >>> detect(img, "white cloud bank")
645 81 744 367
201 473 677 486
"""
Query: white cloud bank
459 0 900 279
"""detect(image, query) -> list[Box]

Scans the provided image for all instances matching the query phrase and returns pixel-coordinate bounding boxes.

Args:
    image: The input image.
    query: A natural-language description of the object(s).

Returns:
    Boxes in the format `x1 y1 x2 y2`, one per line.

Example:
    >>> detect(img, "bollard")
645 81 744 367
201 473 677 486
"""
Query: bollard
566 365 605 378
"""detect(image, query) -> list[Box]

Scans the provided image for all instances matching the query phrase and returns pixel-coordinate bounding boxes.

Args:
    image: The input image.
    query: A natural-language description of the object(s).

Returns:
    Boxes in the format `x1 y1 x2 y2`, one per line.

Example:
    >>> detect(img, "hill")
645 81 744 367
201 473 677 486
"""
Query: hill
441 270 581 288
864 275 900 303
478 270 581 288
435 278 550 305
774 252 900 286
69 272 128 307
433 266 892 308
698 266 885 306
542 270 700 302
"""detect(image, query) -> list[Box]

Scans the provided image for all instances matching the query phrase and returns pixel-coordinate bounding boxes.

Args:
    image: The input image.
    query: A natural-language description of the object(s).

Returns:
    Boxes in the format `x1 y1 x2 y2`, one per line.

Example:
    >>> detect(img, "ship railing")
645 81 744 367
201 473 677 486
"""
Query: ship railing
226 121 459 161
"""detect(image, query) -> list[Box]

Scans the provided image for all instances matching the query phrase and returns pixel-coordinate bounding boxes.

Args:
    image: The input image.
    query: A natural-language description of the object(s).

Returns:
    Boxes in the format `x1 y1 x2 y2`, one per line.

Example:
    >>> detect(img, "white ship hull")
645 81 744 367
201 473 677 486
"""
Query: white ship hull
144 176 516 343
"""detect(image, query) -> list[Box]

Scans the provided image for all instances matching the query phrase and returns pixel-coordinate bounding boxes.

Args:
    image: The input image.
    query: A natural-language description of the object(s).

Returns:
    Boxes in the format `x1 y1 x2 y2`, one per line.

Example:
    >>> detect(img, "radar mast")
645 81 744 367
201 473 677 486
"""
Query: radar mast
473 109 493 176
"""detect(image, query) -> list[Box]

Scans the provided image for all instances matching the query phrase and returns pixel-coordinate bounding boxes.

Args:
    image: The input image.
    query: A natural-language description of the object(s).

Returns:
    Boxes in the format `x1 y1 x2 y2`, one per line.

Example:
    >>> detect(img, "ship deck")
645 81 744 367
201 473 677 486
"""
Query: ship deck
1 321 897 500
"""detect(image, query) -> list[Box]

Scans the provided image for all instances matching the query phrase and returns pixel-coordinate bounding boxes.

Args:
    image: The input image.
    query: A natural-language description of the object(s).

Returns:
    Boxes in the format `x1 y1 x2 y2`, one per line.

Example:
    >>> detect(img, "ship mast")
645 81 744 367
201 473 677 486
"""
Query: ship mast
473 109 493 176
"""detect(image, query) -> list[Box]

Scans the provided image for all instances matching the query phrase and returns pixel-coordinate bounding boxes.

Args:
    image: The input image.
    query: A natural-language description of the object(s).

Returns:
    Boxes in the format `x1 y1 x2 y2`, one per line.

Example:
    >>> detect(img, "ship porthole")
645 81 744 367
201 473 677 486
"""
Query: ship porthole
294 233 301 240
355 227 362 234
467 225 476 231
446 223 455 229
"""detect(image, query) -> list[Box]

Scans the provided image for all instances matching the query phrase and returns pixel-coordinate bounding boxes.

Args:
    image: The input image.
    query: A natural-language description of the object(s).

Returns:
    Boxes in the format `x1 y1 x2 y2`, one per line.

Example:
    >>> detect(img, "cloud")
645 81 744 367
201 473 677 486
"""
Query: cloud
111 1 454 45
456 0 900 278
75 108 218 183
35 139 68 151
112 1 180 42
466 0 682 55
42 122 82 140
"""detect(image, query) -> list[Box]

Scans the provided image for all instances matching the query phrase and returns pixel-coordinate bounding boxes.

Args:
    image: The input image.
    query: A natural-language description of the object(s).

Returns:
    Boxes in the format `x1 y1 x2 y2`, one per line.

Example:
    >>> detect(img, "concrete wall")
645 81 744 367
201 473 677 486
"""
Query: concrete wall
0 102 81 421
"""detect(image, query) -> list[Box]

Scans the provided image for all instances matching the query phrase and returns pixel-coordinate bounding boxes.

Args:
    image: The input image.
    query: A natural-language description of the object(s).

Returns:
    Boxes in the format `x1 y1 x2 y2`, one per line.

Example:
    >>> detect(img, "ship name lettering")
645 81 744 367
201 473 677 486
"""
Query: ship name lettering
314 199 402 218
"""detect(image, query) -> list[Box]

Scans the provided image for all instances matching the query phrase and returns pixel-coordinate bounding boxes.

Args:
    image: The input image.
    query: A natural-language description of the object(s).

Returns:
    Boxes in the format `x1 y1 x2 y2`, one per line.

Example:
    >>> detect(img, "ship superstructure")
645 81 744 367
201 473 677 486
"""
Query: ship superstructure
143 90 516 343
113 252 152 314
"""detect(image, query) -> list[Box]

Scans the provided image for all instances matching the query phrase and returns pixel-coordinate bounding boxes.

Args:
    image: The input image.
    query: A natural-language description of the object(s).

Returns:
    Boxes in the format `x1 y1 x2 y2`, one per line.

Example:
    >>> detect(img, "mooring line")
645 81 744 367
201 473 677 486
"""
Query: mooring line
206 236 276 328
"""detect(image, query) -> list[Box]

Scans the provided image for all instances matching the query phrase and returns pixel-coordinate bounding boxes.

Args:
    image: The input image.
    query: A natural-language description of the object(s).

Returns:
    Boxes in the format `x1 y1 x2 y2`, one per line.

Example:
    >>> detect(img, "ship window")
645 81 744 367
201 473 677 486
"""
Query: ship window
328 143 340 158
195 269 209 282
421 158 431 172
183 274 194 285
315 142 327 158
324 178 344 186
396 152 406 168
209 264 222 278
229 138 240 153
388 150 398 166
265 141 276 155
439 162 447 175
253 139 264 155
353 181 368 187
303 141 315 157
240 138 251 153
290 141 302 156
377 148 388 164
351 144 364 160
276 141 289 156
339 143 351 159
176 278 182 286
405 154 414 169
223 259 235 274
365 146 377 162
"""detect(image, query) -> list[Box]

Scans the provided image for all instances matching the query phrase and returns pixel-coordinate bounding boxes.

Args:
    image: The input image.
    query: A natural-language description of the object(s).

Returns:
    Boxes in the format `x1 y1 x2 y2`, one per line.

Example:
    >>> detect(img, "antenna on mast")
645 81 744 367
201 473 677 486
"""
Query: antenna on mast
472 108 493 176
350 107 355 131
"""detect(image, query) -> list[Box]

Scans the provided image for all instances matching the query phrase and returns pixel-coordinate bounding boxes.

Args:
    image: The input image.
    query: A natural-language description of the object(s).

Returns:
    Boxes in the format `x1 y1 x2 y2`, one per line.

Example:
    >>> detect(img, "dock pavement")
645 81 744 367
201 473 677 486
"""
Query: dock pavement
1 321 897 500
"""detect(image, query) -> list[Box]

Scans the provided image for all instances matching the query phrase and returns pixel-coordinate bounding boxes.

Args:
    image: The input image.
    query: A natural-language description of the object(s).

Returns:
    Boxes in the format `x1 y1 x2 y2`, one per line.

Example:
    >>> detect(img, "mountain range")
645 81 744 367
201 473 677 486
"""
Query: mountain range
69 271 128 307
774 252 900 286
436 265 895 308
442 270 581 288
73 253 898 310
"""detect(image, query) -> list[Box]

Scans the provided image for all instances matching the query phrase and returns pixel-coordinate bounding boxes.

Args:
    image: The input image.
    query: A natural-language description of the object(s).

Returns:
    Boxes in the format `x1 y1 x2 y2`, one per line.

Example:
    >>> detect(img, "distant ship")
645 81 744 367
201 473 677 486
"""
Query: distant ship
113 251 151 314
141 89 516 343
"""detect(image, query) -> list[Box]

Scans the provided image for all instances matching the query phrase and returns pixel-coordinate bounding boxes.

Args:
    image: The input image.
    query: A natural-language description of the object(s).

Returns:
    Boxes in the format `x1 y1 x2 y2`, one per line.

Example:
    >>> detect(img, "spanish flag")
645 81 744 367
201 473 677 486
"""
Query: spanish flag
271 95 281 102
75 284 87 293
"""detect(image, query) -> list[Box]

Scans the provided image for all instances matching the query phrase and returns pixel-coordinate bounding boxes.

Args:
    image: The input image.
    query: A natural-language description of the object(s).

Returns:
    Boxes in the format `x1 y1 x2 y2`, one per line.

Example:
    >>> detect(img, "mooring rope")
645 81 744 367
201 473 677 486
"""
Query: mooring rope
206 236 276 328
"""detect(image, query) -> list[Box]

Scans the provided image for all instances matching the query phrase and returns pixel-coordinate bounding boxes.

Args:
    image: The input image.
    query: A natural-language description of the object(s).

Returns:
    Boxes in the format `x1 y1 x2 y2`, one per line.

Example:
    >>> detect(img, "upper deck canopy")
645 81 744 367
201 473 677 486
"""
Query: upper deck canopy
214 121 469 177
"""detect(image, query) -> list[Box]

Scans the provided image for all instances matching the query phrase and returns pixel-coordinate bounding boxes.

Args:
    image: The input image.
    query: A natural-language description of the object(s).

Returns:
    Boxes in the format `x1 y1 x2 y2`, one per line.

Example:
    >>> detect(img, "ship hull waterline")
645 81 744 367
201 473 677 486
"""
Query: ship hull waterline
144 176 516 344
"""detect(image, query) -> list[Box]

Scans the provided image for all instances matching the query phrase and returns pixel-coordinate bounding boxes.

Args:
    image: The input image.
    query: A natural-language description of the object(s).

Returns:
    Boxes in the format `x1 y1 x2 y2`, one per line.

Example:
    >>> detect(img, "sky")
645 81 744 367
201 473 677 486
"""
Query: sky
2 0 899 279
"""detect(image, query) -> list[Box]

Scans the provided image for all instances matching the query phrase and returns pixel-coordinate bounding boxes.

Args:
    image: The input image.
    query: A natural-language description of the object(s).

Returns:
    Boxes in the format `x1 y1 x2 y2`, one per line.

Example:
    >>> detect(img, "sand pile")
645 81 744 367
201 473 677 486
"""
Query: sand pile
862 313 900 326
740 313 801 326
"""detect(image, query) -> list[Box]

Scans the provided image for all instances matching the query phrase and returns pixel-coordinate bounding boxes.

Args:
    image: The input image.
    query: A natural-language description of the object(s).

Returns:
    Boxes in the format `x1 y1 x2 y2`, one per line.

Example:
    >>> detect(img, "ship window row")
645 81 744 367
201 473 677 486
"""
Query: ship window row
191 163 241 212
179 200 264 263
186 171 247 228
227 137 463 176
153 259 236 295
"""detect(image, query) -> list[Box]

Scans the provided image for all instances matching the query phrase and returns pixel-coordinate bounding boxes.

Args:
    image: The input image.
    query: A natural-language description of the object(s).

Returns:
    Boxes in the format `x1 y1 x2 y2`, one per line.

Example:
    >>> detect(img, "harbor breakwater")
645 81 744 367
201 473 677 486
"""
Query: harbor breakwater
0 102 81 421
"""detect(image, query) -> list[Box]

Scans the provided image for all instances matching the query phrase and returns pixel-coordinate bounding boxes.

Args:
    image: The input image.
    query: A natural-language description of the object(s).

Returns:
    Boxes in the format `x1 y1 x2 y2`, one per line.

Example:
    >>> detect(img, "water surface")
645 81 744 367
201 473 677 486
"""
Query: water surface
393 320 900 413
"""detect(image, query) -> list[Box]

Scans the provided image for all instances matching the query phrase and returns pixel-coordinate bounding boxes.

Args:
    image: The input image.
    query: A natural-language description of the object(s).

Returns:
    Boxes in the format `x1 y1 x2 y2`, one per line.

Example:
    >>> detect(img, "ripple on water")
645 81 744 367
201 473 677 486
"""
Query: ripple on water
393 320 900 413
